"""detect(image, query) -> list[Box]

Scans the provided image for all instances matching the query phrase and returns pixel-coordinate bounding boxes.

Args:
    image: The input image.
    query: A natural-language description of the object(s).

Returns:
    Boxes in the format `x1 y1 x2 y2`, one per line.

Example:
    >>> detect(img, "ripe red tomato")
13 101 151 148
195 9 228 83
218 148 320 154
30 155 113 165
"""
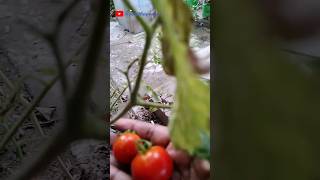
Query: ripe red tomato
131 145 173 180
112 131 141 164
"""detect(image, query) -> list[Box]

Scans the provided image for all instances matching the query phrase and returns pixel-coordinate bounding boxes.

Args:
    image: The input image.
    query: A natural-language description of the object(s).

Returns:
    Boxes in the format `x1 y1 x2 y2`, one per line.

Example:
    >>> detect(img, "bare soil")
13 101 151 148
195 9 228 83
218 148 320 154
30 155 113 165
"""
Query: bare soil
0 0 107 179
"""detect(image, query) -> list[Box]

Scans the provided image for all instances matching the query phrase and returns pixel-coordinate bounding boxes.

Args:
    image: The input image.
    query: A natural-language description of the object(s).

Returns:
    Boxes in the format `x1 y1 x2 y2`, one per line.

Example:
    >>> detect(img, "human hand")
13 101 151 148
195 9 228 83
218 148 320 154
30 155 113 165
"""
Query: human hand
110 118 210 180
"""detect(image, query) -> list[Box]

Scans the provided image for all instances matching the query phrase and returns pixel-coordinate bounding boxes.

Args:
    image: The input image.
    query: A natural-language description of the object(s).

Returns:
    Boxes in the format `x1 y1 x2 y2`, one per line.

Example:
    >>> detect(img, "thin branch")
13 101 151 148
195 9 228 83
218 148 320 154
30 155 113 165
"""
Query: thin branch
126 58 139 92
116 58 139 93
0 74 24 116
117 68 132 93
125 72 132 92
18 95 75 180
110 102 133 124
50 0 82 93
0 70 14 87
18 94 74 179
30 111 45 136
151 17 161 34
56 0 80 28
51 38 68 93
281 48 320 60
18 0 81 94
128 58 139 70
5 1 105 179
8 128 72 180
0 75 59 151
3 77 46 136
2 122 24 160
0 88 19 116
110 88 118 99
110 1 158 124
0 36 86 151
109 35 152 124
67 0 107 127
131 35 153 104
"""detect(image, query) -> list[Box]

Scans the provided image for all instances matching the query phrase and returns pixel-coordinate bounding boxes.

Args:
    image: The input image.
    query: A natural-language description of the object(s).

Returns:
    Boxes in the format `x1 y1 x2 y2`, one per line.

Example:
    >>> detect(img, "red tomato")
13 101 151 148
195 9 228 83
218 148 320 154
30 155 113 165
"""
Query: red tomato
131 145 173 180
112 131 141 164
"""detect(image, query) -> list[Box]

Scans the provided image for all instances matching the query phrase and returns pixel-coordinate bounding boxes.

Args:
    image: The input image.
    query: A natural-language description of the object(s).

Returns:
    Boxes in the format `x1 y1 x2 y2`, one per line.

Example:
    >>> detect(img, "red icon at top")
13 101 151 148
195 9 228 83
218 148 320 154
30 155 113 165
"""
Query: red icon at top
115 10 124 17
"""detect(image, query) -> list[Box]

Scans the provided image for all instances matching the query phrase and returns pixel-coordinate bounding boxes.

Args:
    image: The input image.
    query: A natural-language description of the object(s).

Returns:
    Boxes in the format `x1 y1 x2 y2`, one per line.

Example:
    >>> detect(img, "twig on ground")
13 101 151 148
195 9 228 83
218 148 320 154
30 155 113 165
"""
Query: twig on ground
136 99 172 109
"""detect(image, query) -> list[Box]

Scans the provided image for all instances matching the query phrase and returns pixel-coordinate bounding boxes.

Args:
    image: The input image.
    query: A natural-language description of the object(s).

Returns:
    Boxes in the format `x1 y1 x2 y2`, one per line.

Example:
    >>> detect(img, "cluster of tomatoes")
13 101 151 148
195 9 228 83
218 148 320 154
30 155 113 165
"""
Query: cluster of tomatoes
112 130 173 180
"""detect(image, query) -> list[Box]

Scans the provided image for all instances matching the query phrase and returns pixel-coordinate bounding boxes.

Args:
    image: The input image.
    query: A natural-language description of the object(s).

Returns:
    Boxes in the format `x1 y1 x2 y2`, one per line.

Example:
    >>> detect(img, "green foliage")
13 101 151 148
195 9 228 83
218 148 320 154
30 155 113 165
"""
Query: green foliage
152 50 162 65
145 85 161 103
171 55 210 157
144 84 161 112
151 0 210 158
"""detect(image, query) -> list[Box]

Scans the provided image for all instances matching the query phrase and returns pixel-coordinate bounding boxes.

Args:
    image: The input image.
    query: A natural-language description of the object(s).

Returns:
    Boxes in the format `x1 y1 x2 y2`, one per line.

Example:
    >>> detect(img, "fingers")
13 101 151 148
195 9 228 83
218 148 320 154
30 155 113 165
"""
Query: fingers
110 151 131 180
110 165 132 180
113 118 170 147
166 143 191 178
192 158 210 180
110 131 118 145
110 154 118 166
166 143 191 168
166 143 210 180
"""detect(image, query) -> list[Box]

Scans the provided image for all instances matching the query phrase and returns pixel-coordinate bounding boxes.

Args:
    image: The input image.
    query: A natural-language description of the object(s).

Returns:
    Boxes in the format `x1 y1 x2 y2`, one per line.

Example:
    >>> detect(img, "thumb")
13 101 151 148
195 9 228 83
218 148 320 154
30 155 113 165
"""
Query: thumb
192 158 210 180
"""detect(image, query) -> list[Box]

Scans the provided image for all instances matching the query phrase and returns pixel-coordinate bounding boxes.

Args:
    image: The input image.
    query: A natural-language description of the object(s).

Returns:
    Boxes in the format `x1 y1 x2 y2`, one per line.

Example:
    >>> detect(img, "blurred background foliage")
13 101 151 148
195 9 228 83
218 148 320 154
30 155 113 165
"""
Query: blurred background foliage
213 0 320 179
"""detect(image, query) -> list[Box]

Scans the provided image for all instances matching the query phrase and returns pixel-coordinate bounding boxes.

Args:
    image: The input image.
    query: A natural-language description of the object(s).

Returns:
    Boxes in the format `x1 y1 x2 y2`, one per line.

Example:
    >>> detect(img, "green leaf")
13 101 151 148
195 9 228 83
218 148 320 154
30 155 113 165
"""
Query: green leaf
143 84 161 112
170 56 210 156
152 0 193 76
194 131 211 160
152 0 210 157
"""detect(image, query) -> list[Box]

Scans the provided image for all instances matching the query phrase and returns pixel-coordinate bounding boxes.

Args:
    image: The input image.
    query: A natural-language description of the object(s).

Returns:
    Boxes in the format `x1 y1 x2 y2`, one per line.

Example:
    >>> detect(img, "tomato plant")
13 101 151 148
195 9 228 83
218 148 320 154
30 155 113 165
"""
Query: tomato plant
131 140 173 180
112 131 141 164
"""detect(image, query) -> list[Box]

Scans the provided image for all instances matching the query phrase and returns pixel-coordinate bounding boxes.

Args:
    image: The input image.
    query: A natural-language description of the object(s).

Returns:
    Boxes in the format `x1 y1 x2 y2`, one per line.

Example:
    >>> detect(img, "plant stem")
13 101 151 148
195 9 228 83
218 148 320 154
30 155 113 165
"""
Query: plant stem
110 0 159 124
5 1 106 179
67 0 107 127
3 124 24 160
125 72 132 93
0 75 59 151
8 127 72 180
281 48 320 60
110 102 133 124
0 37 85 151
109 34 152 124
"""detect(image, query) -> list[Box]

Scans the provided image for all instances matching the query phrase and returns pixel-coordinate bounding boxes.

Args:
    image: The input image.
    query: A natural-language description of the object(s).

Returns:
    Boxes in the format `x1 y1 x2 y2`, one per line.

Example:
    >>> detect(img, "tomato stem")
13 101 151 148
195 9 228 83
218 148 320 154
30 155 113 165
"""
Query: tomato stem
123 129 136 134
136 139 152 154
